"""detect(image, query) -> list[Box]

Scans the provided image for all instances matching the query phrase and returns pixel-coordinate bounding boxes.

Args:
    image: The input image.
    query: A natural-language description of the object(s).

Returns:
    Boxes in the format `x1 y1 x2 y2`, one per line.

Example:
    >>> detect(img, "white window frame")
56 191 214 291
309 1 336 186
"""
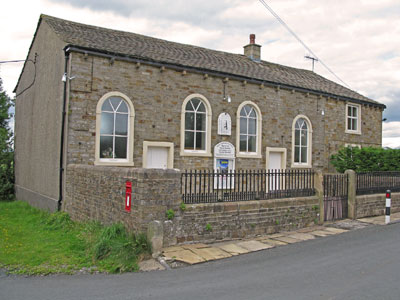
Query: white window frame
95 91 135 166
236 101 262 158
291 115 312 168
345 103 361 135
180 94 212 157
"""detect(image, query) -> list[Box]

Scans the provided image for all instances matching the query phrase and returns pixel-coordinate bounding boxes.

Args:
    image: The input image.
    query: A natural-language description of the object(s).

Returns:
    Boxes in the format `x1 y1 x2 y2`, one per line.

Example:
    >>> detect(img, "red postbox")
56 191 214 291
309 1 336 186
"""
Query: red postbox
125 181 132 212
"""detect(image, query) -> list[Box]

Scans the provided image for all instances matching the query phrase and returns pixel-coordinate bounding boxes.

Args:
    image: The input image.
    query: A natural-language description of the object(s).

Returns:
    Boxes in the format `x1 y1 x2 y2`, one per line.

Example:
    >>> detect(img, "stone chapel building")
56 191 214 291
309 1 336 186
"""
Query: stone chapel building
14 15 384 213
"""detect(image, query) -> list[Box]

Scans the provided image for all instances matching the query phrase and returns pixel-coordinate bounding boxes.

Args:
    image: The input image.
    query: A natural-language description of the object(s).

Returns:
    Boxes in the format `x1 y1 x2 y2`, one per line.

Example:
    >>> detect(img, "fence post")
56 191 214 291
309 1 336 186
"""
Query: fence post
345 169 357 219
386 190 391 224
314 171 324 224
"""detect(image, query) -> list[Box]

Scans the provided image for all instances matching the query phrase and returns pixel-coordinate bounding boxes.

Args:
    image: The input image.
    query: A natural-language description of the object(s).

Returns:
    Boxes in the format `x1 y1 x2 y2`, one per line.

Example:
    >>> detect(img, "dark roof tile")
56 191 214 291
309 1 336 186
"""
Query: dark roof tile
42 14 380 105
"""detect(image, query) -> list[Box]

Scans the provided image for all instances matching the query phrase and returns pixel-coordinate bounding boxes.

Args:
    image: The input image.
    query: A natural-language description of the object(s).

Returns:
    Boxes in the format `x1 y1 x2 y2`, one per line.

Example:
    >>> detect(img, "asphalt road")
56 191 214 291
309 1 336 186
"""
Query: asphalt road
1 222 400 300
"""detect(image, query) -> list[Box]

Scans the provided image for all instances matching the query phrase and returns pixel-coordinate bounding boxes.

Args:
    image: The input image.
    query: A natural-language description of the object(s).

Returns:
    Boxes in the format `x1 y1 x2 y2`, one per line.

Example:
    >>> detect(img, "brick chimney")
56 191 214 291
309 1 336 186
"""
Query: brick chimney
243 34 261 61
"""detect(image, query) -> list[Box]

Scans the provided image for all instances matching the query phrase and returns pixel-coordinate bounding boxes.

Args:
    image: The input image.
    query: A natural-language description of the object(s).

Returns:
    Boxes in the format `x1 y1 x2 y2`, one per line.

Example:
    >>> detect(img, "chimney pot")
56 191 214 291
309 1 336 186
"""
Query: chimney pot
250 34 256 44
244 34 261 61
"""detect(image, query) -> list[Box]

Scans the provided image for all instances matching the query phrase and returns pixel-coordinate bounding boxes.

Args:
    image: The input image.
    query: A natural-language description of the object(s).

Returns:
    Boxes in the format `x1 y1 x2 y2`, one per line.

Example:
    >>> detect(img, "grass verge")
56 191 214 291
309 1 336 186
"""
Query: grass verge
0 201 151 275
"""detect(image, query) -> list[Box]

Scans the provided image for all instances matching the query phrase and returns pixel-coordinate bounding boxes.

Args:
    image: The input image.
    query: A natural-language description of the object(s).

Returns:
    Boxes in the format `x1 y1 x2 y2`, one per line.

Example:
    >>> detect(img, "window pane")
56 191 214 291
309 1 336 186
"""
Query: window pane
249 108 256 118
249 118 256 134
115 114 128 135
196 132 206 150
348 106 352 117
185 112 195 130
117 101 128 113
294 146 300 163
301 121 307 130
109 97 121 110
240 135 247 152
197 101 206 113
185 101 194 111
301 130 307 146
347 118 352 130
295 129 300 146
185 131 194 149
100 112 114 135
301 146 308 163
240 107 247 117
100 136 113 158
240 117 247 134
352 118 357 131
101 99 113 112
196 113 206 131
191 98 200 110
115 137 127 159
248 136 256 152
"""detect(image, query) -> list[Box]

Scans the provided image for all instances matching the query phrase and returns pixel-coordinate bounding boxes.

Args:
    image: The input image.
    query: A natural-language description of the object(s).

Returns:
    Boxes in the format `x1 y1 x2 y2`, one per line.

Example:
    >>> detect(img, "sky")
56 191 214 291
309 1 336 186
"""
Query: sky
1 0 399 147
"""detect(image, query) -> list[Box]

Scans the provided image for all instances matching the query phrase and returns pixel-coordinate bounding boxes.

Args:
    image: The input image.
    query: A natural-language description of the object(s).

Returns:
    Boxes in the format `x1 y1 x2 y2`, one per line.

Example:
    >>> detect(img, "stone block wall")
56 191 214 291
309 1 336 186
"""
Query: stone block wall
66 52 383 173
64 164 320 246
64 165 181 233
356 192 400 218
173 197 319 244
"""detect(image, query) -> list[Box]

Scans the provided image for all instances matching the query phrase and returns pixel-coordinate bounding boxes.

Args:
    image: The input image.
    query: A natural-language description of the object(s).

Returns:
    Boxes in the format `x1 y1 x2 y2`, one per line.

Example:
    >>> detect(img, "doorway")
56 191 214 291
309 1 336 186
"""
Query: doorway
143 141 174 169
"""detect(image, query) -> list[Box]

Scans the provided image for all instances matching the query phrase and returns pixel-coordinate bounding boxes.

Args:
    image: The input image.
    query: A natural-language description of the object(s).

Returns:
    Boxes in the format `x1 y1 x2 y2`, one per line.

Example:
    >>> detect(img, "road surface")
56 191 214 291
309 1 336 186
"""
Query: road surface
1 222 400 300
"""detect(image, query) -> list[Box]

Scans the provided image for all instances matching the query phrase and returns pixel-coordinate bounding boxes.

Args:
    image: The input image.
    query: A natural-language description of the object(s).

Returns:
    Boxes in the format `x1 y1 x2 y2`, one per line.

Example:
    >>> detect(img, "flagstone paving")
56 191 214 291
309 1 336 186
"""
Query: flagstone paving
157 214 400 269
215 243 250 255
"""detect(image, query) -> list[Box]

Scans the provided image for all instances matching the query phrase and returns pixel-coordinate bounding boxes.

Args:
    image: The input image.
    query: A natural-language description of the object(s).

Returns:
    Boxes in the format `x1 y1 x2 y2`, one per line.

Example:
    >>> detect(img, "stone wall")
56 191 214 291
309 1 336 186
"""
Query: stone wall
14 20 67 211
64 164 319 247
173 197 319 244
64 164 181 233
66 52 383 173
356 192 400 218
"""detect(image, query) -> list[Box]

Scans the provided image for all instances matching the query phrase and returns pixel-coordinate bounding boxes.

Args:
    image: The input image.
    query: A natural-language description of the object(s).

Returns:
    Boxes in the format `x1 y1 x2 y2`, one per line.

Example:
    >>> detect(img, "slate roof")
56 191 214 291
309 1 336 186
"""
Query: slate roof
40 14 381 106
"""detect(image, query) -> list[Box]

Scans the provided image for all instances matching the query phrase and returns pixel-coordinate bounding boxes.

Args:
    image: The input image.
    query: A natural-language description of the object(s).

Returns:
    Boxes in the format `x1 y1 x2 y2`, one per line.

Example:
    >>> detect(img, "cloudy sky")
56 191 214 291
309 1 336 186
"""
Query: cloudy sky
1 0 399 147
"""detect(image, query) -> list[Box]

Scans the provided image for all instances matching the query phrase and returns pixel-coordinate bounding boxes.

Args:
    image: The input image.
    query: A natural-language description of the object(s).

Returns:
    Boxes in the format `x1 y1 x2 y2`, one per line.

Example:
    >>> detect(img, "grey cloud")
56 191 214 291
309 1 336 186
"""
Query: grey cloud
368 89 400 122
49 0 278 33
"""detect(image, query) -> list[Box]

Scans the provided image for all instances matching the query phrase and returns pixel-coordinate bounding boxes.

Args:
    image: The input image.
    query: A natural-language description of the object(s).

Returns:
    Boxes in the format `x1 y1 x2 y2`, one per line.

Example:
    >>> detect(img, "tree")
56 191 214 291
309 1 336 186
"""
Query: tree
330 146 400 173
0 77 14 200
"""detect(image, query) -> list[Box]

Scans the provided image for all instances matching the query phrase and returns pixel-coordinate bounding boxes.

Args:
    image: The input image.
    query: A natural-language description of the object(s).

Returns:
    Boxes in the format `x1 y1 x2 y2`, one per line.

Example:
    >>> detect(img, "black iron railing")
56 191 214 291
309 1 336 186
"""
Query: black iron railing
181 169 315 204
323 174 348 220
357 172 400 195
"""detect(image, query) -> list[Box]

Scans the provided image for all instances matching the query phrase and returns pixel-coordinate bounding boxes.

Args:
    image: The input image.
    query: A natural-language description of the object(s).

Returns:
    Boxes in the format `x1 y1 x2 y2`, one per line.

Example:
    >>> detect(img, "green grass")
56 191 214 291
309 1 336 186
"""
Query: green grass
0 201 150 275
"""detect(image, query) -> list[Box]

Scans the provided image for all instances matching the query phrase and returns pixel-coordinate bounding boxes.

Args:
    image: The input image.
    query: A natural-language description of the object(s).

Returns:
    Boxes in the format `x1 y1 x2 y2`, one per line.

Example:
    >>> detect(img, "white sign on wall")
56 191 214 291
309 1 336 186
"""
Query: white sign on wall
214 142 235 159
218 113 231 136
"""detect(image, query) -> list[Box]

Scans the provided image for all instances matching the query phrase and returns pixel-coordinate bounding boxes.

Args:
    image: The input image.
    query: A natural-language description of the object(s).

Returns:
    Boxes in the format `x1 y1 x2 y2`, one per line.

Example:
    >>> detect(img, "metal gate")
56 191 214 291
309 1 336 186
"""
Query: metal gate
323 174 348 221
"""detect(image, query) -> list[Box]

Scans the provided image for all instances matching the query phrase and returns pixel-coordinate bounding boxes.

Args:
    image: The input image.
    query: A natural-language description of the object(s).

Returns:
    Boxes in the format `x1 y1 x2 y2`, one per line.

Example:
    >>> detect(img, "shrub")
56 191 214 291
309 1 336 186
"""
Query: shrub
166 209 175 220
330 146 400 173
0 78 14 201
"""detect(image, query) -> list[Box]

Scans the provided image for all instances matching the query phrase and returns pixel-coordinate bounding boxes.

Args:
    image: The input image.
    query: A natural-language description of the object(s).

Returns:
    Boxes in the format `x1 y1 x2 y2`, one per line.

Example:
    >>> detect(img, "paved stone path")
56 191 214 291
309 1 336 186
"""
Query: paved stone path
140 212 400 271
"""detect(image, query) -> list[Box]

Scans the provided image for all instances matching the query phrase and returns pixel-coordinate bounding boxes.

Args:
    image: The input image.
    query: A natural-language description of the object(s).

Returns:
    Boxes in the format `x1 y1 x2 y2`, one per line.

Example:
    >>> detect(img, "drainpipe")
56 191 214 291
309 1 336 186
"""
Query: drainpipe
58 49 70 211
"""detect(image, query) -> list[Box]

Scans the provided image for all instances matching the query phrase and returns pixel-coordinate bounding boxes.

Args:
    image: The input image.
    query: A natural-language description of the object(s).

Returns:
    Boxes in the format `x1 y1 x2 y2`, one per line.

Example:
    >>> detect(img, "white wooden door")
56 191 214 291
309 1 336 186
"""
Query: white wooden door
268 152 282 191
268 152 282 170
146 147 168 169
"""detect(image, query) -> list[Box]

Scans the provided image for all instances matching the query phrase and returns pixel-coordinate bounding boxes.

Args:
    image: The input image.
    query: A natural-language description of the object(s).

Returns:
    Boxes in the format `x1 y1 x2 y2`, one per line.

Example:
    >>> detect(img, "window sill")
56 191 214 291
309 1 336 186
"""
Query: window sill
345 130 361 135
236 152 262 159
291 163 312 169
180 150 212 157
94 160 134 167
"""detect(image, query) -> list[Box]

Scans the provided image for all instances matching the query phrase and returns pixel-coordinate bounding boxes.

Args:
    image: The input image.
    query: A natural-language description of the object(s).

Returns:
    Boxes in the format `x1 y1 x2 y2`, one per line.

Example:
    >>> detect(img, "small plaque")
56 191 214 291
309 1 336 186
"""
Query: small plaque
214 142 235 158
218 113 231 136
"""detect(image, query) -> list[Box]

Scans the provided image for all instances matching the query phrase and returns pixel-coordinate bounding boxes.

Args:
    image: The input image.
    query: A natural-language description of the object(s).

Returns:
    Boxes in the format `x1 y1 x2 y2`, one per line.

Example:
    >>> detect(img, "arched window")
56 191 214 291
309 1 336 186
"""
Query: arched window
236 101 262 158
95 92 135 166
180 94 212 156
291 115 312 168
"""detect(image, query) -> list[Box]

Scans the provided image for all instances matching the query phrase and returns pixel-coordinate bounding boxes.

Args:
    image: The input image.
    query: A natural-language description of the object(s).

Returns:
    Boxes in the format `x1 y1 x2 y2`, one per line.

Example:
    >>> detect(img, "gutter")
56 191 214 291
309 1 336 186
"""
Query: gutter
58 48 70 211
64 45 385 110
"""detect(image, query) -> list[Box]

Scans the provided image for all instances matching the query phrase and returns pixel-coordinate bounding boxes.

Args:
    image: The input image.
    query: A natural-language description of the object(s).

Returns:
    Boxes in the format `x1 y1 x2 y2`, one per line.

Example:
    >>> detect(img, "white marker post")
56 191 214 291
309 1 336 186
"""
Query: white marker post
385 190 391 225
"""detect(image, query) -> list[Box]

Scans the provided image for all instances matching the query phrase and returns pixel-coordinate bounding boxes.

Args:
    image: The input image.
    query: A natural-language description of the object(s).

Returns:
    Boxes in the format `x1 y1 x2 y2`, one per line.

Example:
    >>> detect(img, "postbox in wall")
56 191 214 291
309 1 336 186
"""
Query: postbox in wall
125 181 132 212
